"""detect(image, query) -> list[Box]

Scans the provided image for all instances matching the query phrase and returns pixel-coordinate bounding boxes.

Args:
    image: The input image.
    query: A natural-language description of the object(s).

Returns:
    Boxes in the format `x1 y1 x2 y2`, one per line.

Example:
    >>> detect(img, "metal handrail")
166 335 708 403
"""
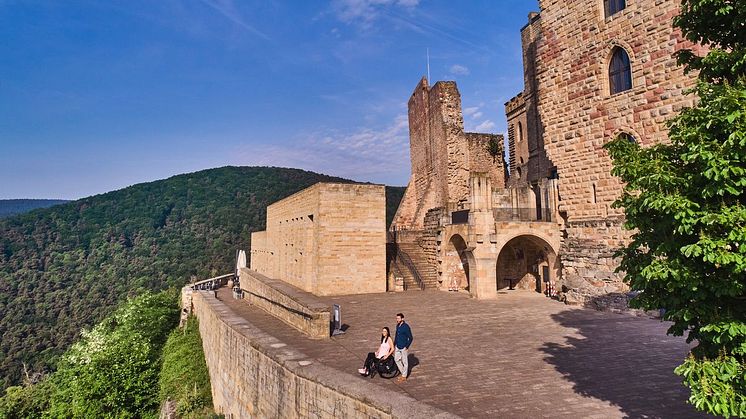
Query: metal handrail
191 273 234 291
396 247 425 290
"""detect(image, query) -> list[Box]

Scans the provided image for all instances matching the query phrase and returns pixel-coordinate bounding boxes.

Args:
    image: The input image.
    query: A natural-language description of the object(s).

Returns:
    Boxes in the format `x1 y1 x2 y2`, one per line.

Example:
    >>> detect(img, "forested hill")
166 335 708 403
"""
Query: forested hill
0 166 406 390
0 199 70 218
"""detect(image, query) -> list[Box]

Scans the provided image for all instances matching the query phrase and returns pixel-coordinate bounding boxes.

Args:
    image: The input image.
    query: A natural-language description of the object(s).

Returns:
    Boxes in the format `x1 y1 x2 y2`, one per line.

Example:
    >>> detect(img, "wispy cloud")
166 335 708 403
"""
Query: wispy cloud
474 119 496 132
449 64 470 75
333 0 420 27
240 114 411 184
199 0 271 40
463 106 479 117
463 105 484 121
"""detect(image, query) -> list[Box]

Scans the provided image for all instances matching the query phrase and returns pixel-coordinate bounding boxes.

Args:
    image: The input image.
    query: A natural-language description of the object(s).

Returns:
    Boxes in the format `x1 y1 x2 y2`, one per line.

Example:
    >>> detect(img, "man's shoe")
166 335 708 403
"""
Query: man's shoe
358 368 367 375
397 376 407 382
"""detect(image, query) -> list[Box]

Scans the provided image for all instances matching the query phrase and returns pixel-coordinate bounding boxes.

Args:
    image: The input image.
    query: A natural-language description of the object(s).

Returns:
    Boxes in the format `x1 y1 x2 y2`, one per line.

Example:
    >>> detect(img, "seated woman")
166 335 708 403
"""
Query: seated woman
358 327 394 377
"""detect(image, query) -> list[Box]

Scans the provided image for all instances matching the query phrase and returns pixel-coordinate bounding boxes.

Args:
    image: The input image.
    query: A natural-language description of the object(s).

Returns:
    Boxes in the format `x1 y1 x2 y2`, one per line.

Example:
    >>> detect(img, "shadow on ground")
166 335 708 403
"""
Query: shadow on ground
541 309 708 418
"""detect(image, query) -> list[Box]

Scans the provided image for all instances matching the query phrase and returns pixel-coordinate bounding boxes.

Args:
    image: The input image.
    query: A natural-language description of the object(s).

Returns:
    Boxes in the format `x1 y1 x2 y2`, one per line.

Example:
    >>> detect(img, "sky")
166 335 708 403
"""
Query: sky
0 0 537 200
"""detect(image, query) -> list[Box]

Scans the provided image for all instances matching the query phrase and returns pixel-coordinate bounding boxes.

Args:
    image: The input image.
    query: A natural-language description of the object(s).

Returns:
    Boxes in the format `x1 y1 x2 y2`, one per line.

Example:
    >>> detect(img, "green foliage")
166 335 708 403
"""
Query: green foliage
605 1 746 416
0 380 53 419
45 290 179 418
0 166 405 390
158 316 212 417
485 137 502 162
674 0 746 83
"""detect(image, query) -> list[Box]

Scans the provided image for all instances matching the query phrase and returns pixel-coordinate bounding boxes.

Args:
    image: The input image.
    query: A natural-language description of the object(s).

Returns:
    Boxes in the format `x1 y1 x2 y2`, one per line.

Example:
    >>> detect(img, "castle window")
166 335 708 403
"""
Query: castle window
604 0 626 18
618 132 636 143
592 183 598 204
517 121 524 143
609 47 632 94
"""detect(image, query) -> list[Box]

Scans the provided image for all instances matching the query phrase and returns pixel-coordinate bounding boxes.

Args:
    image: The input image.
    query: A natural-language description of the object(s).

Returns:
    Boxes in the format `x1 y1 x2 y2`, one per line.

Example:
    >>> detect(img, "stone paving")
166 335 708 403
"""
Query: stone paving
217 288 707 418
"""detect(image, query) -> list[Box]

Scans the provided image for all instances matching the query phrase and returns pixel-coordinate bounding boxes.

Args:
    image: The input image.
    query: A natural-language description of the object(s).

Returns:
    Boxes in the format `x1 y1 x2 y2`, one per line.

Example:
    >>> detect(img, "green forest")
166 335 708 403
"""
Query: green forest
0 166 405 391
0 200 69 219
0 290 216 418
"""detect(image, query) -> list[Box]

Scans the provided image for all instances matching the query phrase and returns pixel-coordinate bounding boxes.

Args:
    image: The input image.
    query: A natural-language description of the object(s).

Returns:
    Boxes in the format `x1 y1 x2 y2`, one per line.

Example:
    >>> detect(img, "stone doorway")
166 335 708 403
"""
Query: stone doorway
496 235 557 293
442 234 470 291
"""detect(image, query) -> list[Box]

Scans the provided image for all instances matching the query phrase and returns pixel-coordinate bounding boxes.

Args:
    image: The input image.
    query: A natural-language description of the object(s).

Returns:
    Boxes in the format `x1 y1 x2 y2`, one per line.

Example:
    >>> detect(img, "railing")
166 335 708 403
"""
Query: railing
493 207 553 222
395 247 425 290
191 273 234 291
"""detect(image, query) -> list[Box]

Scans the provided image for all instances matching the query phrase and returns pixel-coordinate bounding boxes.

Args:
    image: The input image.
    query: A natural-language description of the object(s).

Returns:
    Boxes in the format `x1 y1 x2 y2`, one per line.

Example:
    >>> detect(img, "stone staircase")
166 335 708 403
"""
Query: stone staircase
396 242 439 290
390 258 421 291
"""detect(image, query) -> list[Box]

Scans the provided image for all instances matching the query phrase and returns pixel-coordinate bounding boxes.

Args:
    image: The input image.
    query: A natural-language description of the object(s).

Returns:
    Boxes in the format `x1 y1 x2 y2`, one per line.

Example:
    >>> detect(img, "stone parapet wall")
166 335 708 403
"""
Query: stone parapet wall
239 268 331 339
188 290 458 419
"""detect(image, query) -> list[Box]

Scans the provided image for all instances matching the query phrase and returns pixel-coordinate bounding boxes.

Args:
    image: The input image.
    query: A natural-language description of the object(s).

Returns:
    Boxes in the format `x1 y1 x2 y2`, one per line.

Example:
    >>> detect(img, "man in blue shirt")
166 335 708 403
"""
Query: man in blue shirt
394 312 413 382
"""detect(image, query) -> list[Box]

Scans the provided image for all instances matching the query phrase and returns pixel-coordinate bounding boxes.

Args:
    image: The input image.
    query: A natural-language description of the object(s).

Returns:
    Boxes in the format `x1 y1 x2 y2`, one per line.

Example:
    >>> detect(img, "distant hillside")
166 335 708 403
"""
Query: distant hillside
0 199 70 218
0 166 405 390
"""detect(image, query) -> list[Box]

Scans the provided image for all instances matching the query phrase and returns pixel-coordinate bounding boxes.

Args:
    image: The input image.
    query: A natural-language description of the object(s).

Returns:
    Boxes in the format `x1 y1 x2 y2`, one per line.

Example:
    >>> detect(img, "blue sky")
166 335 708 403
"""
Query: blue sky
1 0 537 199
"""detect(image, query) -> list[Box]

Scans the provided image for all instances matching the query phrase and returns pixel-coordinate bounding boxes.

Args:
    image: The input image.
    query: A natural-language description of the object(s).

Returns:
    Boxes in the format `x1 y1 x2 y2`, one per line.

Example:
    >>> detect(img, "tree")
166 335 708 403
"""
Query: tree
605 1 745 416
485 137 502 163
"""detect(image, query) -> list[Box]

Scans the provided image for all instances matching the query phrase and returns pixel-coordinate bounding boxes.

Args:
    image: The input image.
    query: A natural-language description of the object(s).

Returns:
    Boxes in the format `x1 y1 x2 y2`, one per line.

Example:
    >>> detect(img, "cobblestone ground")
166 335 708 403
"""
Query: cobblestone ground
217 288 707 418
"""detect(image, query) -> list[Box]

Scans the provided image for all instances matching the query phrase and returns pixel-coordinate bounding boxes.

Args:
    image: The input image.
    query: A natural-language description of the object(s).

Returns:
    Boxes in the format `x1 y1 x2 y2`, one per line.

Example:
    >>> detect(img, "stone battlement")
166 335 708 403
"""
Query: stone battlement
504 92 524 115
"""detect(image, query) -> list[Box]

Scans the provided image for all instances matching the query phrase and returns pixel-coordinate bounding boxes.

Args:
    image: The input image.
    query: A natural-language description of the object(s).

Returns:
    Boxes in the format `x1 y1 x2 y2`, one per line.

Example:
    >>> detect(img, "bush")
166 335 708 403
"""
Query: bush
45 290 179 418
158 316 213 416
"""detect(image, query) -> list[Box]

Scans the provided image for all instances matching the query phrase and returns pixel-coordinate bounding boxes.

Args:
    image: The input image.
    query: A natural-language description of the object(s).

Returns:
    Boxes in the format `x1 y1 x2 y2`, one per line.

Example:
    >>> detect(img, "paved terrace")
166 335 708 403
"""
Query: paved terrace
216 288 706 418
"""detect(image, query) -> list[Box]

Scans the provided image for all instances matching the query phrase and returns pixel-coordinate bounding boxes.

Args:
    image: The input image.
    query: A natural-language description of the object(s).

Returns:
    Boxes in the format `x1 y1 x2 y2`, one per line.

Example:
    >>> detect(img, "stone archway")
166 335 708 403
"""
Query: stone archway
496 235 558 294
442 234 470 291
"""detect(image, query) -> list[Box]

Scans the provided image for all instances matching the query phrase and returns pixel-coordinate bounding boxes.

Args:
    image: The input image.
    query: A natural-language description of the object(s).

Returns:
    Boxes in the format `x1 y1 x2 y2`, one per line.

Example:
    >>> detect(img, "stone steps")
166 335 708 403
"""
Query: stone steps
390 258 422 291
397 243 439 290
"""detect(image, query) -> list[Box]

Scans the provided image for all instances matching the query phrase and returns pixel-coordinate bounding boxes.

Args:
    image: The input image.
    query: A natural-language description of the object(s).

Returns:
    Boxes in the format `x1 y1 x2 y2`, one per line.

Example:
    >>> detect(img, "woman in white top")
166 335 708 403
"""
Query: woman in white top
358 327 395 377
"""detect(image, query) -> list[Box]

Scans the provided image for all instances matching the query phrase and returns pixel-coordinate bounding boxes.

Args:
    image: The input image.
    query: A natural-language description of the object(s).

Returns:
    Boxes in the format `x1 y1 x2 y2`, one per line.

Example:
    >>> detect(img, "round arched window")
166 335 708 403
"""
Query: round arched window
609 47 632 94
617 132 636 143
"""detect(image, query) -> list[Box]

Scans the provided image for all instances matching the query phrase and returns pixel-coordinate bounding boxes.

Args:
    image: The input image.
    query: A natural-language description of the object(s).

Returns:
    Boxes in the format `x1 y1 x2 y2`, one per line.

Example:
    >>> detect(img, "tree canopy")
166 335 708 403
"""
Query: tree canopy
605 0 745 416
0 166 405 391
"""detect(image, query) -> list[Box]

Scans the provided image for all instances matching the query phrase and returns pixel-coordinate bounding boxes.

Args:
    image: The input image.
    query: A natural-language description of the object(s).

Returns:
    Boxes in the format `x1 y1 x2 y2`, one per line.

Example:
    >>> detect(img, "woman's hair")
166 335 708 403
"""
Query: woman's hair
381 327 391 343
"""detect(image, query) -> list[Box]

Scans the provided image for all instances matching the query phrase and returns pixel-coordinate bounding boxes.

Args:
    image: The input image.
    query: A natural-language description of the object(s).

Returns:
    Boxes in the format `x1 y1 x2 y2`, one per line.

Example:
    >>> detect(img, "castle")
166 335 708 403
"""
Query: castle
249 0 702 306
389 0 701 305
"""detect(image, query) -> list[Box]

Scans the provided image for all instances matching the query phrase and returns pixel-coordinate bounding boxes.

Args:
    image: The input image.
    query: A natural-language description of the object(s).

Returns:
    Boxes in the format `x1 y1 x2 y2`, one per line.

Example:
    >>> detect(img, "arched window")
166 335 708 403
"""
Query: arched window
517 121 523 143
604 0 626 18
617 132 636 143
609 47 632 94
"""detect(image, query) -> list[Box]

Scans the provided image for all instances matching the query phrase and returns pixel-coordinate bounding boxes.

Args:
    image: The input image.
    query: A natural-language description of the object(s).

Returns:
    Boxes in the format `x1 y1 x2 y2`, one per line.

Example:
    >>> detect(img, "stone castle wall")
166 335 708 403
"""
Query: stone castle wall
251 183 386 296
534 0 698 221
187 290 454 418
521 0 702 299
465 132 506 189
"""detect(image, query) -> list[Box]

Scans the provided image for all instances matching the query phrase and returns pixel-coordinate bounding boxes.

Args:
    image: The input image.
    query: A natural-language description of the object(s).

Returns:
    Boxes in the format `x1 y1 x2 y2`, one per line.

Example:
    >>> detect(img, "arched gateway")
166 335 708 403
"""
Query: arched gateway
496 234 558 294
442 234 471 291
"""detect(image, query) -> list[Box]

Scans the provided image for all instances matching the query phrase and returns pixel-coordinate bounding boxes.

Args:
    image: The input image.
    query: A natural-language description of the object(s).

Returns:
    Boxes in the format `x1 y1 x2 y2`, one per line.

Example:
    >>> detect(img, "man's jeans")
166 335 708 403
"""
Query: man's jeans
394 347 409 377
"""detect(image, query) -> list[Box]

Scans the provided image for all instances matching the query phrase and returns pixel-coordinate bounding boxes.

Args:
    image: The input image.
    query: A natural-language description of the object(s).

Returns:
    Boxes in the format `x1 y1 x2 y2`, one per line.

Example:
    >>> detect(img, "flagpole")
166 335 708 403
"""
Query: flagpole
426 48 430 82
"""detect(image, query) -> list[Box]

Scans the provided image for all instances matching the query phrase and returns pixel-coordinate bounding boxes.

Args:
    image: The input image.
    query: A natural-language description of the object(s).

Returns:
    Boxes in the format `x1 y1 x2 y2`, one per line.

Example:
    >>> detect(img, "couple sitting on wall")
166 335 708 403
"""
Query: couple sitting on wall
357 313 414 382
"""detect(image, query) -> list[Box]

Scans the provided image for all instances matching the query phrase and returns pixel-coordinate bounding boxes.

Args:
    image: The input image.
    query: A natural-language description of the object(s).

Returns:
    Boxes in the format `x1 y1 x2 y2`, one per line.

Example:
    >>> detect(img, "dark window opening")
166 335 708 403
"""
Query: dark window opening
609 47 632 94
618 132 636 143
604 0 626 18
